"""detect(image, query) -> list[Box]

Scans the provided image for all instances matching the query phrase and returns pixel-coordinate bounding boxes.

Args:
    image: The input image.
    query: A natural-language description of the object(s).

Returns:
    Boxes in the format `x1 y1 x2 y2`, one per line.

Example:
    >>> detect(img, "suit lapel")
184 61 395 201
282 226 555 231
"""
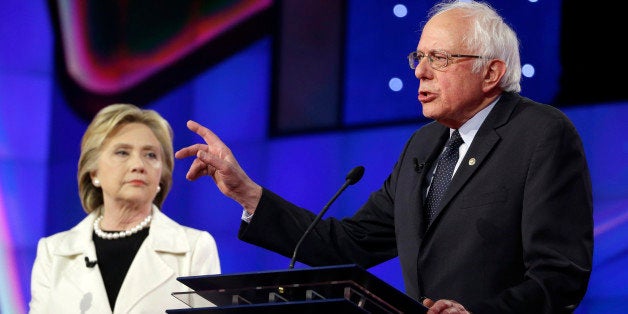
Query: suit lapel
64 247 112 313
55 213 113 313
427 93 518 227
113 240 174 313
113 208 186 313
439 129 500 212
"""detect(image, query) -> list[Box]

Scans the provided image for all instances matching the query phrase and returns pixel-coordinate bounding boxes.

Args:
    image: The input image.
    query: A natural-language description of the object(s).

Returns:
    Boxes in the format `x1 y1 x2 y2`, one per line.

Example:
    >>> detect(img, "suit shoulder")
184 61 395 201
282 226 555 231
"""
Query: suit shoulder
37 226 78 247
516 95 572 121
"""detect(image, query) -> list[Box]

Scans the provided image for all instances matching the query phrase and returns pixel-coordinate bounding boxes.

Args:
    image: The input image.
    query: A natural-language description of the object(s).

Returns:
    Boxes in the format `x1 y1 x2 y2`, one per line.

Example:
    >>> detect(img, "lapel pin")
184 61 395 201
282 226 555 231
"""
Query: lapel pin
468 158 476 166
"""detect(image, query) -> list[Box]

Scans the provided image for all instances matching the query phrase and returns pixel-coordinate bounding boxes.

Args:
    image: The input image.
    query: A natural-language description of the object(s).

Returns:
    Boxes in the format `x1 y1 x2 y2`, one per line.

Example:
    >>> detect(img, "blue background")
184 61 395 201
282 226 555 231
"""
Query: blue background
0 1 626 313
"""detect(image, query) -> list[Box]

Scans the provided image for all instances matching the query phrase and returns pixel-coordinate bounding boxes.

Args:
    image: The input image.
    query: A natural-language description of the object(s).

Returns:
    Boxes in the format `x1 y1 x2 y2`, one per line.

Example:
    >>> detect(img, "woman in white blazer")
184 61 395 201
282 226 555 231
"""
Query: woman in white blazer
29 104 221 313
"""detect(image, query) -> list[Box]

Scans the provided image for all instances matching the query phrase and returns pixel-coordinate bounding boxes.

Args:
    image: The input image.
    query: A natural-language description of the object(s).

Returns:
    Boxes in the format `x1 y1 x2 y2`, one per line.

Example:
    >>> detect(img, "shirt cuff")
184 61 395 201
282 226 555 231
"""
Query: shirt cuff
241 210 254 223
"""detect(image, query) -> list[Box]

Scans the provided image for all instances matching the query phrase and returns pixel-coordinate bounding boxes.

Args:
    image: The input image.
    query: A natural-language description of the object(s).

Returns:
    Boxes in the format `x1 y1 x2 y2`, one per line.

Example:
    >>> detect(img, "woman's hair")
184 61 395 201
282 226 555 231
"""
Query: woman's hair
77 104 175 213
429 0 522 93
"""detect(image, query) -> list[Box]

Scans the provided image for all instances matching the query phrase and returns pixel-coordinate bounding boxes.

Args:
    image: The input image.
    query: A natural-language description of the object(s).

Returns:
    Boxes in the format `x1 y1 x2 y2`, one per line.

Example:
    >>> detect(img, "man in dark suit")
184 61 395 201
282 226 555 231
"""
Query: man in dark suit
175 1 593 313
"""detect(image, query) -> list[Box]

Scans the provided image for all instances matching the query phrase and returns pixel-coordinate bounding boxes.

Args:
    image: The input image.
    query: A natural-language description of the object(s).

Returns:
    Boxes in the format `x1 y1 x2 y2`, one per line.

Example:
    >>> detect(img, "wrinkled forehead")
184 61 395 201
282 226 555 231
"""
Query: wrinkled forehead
417 10 470 52
103 122 161 149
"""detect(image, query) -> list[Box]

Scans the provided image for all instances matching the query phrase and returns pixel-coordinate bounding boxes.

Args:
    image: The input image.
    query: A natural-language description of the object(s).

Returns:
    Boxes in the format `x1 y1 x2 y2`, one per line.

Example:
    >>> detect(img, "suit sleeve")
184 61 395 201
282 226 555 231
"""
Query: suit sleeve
235 134 422 269
189 231 221 275
238 185 399 268
470 111 594 313
523 114 593 310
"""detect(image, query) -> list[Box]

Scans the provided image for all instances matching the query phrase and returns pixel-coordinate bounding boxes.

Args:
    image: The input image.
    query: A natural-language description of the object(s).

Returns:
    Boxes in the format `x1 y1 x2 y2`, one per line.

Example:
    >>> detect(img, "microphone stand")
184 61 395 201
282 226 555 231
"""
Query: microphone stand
288 166 364 269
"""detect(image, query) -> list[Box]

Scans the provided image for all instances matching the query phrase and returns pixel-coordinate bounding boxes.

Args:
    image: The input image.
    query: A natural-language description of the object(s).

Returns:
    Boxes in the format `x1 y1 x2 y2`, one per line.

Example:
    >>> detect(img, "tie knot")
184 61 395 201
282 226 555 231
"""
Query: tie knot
447 129 463 150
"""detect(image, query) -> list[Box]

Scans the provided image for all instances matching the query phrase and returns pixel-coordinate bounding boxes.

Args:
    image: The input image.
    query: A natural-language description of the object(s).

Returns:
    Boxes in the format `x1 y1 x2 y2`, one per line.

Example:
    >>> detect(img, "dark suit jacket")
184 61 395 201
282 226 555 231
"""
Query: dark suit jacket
239 92 593 313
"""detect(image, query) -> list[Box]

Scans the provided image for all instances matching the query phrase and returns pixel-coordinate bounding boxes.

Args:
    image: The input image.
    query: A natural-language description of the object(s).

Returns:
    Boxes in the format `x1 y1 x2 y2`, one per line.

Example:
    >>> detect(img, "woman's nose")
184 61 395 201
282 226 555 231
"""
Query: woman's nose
130 154 146 172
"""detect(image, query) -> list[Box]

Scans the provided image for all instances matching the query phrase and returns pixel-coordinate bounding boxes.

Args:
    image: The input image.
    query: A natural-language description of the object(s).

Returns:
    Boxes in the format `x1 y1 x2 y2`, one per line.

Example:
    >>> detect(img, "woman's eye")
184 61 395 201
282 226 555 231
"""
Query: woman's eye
147 152 158 159
115 150 129 156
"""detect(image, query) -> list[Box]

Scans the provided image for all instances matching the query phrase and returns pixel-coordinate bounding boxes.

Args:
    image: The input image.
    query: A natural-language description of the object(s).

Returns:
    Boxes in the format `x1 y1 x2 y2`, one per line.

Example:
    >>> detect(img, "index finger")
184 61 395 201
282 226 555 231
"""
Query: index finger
186 120 226 148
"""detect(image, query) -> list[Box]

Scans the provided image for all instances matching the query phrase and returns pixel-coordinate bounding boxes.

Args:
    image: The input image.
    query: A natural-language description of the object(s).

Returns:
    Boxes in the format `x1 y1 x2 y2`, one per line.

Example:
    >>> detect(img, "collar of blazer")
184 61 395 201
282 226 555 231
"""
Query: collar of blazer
52 206 192 257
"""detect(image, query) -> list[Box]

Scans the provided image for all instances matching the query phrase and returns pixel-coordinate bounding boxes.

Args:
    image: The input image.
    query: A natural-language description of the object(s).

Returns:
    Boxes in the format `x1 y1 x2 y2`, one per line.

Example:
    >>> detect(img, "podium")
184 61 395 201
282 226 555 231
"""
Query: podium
167 264 427 313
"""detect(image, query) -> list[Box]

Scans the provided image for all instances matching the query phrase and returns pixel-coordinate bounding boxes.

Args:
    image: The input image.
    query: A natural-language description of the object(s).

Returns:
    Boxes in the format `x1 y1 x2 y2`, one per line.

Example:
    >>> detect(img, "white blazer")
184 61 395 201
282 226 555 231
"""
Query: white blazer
29 207 221 314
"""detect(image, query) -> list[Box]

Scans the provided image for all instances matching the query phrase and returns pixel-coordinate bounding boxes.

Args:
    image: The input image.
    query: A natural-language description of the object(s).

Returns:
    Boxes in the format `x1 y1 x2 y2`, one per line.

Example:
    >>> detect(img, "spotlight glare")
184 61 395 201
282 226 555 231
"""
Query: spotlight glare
522 64 535 78
389 77 403 91
393 4 407 18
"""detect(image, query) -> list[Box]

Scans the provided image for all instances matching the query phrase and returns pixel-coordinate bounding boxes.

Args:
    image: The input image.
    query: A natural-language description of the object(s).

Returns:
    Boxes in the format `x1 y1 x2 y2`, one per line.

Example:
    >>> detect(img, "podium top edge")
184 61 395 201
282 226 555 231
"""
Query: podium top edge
175 264 426 312
177 264 367 289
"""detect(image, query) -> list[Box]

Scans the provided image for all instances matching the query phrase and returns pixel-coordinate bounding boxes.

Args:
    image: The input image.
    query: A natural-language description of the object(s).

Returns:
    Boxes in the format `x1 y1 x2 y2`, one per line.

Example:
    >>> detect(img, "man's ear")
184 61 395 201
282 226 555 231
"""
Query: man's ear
482 59 507 92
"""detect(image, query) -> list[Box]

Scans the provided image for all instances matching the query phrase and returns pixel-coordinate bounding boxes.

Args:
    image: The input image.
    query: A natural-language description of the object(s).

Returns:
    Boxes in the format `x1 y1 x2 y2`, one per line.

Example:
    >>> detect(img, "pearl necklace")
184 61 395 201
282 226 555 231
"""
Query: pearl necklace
93 213 152 240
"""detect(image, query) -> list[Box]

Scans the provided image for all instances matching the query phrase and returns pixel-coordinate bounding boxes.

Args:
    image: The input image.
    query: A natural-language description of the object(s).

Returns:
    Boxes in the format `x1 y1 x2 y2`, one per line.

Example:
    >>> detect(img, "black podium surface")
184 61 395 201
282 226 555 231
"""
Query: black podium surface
167 264 427 313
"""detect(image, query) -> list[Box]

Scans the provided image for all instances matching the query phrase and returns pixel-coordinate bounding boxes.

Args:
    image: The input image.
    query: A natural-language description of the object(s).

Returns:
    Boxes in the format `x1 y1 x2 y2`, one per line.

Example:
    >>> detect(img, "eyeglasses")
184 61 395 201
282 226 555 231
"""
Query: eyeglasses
407 50 485 70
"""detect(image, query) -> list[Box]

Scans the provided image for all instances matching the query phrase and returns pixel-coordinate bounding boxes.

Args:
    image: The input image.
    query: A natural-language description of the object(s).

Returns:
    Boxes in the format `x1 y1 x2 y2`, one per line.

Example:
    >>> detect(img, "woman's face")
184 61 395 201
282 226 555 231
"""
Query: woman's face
92 122 163 208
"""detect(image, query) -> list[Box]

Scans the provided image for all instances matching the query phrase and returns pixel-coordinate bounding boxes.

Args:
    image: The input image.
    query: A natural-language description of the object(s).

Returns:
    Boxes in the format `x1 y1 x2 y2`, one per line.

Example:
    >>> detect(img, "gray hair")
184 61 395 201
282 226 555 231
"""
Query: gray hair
429 0 522 92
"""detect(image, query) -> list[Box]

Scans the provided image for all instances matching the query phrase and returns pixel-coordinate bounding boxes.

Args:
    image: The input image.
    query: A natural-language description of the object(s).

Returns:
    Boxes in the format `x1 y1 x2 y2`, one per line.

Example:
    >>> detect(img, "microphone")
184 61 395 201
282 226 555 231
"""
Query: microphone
85 256 98 268
288 166 365 269
413 158 428 173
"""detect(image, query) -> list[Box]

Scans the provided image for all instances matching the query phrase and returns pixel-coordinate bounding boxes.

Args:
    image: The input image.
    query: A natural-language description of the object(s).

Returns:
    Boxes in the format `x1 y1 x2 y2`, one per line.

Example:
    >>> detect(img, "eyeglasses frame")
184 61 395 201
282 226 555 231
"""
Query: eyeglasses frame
407 50 486 70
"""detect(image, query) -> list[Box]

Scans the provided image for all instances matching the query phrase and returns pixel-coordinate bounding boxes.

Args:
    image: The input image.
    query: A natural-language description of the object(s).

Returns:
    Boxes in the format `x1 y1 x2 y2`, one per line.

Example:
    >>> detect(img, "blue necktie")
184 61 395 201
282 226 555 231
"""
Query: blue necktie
425 129 463 224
